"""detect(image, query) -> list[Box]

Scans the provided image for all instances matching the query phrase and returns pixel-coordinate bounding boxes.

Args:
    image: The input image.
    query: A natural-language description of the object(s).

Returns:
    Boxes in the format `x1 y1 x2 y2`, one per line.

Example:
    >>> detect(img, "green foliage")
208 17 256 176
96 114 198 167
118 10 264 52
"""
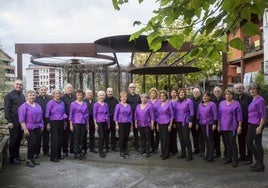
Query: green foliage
0 60 7 103
112 0 266 52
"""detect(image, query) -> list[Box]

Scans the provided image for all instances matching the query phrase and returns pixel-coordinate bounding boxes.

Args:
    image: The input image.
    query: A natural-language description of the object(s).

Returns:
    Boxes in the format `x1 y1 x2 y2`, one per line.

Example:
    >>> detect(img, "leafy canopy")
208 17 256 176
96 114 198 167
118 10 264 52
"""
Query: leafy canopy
112 0 267 52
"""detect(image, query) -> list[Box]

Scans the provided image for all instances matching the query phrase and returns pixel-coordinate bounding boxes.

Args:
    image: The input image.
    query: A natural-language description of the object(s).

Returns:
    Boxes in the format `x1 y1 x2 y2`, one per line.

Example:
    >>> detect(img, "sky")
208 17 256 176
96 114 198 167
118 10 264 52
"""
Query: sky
0 0 158 73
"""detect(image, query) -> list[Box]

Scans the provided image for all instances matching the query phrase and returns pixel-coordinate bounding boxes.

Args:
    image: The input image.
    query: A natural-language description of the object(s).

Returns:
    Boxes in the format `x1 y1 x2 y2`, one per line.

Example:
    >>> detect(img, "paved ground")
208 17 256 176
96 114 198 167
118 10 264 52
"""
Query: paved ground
0 128 268 188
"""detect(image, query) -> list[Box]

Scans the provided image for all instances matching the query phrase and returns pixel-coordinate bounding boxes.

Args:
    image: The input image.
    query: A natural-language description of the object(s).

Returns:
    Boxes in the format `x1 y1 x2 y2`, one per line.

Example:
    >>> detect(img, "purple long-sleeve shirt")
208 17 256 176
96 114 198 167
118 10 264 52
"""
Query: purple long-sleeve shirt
45 99 67 121
148 99 160 117
93 102 110 124
18 102 44 130
114 103 133 123
156 101 174 124
135 103 154 127
69 101 88 124
173 98 194 124
248 96 267 125
218 100 242 131
196 102 218 125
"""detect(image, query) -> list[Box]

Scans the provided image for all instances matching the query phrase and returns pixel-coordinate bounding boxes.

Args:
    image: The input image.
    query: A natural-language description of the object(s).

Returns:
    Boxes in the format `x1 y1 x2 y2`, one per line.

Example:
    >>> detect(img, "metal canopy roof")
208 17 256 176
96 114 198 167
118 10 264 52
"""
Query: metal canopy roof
130 67 201 75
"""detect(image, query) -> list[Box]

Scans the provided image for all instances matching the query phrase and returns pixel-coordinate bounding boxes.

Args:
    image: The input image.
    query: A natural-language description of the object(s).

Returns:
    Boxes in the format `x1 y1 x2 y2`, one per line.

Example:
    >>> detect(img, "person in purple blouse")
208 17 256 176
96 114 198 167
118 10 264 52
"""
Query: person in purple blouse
114 92 133 158
69 89 88 160
135 93 154 158
94 90 110 158
169 87 178 155
196 92 218 162
156 90 174 160
19 90 43 167
46 89 67 162
173 88 194 161
246 83 267 172
218 89 242 168
148 87 160 153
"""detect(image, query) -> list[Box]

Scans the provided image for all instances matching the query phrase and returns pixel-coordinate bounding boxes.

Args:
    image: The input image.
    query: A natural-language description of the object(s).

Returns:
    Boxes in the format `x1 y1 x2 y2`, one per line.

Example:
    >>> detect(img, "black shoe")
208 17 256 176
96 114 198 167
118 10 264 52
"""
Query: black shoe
251 165 265 172
135 147 141 153
207 158 214 162
193 149 199 154
186 157 193 161
203 156 208 161
26 161 35 168
161 156 169 160
146 154 150 158
223 159 232 164
10 158 21 165
177 154 186 159
99 154 106 158
104 149 109 153
74 154 83 160
120 152 126 159
43 152 50 157
17 156 25 162
243 160 253 165
111 148 119 152
59 156 64 160
232 161 238 168
32 160 40 165
124 150 129 157
50 159 59 162
90 149 98 153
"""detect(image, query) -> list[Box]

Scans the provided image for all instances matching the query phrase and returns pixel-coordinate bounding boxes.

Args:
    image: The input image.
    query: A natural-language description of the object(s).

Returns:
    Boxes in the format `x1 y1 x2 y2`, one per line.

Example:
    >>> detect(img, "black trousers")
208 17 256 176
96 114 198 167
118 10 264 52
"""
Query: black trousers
177 122 192 157
151 122 159 152
159 124 170 158
27 128 41 160
118 123 131 153
246 124 264 165
37 122 50 154
191 122 201 150
238 121 252 161
108 117 117 150
9 120 23 161
200 125 214 159
97 122 108 154
73 124 86 155
63 120 74 154
213 129 227 157
50 120 64 160
222 131 238 162
82 118 96 151
139 126 151 154
132 121 140 149
169 124 178 155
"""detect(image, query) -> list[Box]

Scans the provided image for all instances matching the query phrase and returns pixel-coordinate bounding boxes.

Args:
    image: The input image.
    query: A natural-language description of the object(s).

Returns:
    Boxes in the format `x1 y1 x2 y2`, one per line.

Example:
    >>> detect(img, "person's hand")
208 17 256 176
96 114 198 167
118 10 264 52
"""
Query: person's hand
212 124 216 131
70 125 74 132
195 124 199 130
189 122 193 128
95 124 98 131
237 127 242 135
47 123 51 131
256 126 263 134
168 125 172 132
8 123 13 129
116 125 119 131
24 128 29 136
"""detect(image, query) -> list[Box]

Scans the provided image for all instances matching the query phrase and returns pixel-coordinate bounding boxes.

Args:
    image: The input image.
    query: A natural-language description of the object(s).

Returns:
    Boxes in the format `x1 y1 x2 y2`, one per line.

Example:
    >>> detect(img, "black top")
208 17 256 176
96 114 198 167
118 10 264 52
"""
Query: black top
35 95 51 123
191 96 202 122
83 99 96 120
211 96 224 108
234 93 252 119
4 89 26 123
61 93 76 116
127 93 141 114
104 96 119 116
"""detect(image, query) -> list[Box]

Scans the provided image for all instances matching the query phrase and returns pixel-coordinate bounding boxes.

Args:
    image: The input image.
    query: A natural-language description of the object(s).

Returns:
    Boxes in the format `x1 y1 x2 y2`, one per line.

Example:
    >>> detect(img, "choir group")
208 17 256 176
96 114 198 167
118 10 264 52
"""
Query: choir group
4 80 266 172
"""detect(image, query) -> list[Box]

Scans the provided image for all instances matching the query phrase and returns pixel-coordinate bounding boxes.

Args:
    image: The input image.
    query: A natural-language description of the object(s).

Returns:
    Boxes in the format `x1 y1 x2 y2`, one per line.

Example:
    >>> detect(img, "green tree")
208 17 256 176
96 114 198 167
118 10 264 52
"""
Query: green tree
112 0 266 53
0 60 7 103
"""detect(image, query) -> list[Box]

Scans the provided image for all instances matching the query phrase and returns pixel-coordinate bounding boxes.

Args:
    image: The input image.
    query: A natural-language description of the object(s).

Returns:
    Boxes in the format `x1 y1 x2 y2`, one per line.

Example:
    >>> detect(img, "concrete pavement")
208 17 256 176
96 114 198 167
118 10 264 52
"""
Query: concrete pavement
0 128 268 188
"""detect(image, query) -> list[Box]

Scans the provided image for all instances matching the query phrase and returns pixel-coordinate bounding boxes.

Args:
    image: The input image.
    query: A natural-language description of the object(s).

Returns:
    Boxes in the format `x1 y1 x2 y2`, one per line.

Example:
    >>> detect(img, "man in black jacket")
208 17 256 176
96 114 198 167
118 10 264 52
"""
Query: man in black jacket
35 85 51 156
4 79 26 164
104 87 119 152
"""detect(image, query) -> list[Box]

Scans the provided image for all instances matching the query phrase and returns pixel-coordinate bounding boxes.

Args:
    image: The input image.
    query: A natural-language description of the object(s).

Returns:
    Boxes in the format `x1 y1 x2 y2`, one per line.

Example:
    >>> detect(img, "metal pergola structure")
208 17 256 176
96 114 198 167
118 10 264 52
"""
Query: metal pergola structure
15 35 221 95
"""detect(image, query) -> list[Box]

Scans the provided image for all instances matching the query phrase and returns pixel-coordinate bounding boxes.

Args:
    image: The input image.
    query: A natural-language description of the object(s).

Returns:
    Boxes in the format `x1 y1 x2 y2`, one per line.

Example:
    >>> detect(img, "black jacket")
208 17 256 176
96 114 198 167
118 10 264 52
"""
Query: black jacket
4 89 25 123
104 96 119 116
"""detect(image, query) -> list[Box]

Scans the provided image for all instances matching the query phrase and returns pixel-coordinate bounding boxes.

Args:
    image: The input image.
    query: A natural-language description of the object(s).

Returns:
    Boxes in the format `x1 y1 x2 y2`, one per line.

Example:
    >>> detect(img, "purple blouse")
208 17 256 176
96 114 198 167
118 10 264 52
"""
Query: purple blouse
148 99 160 117
93 102 110 124
114 103 133 123
135 103 154 127
196 102 218 125
173 98 194 124
156 101 174 125
218 100 242 131
45 99 67 121
248 96 267 125
18 102 44 130
69 101 88 125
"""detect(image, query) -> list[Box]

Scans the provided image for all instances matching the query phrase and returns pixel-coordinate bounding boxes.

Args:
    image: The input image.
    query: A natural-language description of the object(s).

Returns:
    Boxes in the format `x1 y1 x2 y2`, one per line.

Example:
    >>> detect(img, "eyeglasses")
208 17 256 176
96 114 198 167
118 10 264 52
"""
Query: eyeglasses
129 87 136 89
16 83 22 86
